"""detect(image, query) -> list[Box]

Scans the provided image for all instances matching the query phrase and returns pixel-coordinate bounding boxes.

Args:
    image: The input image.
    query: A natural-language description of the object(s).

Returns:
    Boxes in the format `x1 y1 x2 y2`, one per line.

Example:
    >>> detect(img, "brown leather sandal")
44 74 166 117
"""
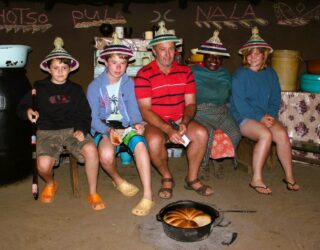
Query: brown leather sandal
184 178 214 196
158 178 175 199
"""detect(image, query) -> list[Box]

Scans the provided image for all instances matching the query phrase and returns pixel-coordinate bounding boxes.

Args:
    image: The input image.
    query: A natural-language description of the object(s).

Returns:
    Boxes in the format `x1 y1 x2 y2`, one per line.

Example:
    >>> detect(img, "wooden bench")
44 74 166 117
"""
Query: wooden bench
290 139 320 165
236 137 277 174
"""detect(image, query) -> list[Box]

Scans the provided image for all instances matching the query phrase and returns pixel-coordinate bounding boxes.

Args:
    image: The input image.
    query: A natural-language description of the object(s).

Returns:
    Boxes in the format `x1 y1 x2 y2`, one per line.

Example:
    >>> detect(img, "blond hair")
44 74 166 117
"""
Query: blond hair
242 47 270 71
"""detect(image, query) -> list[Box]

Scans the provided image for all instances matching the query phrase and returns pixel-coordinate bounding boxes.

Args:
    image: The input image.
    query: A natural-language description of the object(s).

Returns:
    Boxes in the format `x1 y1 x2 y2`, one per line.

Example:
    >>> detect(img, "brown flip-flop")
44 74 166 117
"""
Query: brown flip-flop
249 183 272 195
282 179 300 191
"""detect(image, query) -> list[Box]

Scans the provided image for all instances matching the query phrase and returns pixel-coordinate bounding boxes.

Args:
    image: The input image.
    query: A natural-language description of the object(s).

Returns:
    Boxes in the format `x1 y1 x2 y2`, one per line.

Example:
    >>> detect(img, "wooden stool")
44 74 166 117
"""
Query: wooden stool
60 150 80 197
236 137 277 174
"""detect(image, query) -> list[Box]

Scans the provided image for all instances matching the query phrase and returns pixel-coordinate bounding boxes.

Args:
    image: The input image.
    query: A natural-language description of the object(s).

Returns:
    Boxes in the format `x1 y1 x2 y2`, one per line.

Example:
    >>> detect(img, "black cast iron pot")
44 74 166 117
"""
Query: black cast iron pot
156 200 223 242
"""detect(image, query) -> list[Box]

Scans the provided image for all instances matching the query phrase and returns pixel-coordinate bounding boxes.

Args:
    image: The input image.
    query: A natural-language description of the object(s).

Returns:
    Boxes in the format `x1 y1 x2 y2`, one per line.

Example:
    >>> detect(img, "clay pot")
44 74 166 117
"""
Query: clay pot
306 59 320 74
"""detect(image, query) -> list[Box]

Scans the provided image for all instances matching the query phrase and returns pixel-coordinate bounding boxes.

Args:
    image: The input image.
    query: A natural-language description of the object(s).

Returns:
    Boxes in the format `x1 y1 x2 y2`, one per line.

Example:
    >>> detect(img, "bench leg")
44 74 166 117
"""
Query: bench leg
69 155 80 197
199 163 210 181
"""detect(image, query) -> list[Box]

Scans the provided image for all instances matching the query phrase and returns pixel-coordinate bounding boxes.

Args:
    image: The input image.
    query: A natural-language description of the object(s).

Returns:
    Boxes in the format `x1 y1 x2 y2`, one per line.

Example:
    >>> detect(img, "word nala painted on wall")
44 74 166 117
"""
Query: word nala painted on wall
0 8 52 33
72 8 126 28
195 3 268 29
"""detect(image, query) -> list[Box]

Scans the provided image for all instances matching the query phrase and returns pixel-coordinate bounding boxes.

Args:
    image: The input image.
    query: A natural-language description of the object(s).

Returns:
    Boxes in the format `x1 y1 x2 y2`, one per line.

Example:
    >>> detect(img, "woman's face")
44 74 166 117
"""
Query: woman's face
203 54 222 71
246 48 264 71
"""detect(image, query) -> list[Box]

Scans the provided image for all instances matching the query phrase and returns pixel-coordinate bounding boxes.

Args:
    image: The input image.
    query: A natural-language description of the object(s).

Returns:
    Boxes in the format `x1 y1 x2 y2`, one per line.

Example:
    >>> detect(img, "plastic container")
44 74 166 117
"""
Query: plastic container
120 152 132 165
0 45 31 68
271 50 301 91
300 73 320 93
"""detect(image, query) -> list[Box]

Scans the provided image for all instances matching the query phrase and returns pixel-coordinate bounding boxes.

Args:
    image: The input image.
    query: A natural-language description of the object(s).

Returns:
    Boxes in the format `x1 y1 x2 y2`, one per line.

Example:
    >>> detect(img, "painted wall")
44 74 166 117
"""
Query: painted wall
2 0 320 90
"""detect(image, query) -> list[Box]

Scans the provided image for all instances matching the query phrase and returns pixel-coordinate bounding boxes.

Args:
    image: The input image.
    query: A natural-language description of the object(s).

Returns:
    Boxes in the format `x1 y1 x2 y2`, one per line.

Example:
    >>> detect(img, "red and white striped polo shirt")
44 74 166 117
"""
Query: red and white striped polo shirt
134 60 196 122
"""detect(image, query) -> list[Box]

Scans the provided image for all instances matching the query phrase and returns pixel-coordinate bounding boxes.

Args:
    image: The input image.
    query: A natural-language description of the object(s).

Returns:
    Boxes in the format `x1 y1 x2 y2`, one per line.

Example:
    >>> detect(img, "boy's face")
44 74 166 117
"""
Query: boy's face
105 54 128 83
48 58 71 84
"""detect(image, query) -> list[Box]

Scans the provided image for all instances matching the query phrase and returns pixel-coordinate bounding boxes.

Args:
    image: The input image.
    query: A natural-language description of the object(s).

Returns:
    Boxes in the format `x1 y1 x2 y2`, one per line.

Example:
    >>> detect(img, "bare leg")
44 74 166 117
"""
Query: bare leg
269 121 300 190
144 125 173 198
184 121 213 195
37 155 55 185
240 120 272 194
99 137 139 196
133 142 153 200
80 142 100 195
98 137 124 186
37 155 58 203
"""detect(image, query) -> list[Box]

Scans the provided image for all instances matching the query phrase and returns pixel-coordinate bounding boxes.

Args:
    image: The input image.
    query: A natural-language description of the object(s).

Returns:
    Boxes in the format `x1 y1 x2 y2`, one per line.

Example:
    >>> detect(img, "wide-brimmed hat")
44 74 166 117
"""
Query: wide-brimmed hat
40 37 79 72
148 20 181 47
239 26 273 55
196 30 230 57
98 32 135 63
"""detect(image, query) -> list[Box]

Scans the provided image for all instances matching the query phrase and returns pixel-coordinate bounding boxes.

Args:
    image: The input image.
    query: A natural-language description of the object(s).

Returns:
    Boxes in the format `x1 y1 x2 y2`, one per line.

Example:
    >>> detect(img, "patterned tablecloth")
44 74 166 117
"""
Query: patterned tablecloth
279 91 320 161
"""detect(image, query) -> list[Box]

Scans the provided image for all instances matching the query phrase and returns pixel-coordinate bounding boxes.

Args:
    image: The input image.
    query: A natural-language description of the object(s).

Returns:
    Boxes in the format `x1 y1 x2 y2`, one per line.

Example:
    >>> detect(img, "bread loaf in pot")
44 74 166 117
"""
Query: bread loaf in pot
163 207 212 228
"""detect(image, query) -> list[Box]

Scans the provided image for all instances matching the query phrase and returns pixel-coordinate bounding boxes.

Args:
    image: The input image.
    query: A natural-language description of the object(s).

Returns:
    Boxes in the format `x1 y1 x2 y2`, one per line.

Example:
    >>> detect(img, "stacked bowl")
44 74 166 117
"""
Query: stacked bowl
300 60 320 93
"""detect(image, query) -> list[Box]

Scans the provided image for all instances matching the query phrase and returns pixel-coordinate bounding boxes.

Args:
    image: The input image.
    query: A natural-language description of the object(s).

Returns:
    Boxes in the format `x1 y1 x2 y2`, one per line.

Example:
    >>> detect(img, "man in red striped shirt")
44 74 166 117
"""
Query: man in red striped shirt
134 21 213 199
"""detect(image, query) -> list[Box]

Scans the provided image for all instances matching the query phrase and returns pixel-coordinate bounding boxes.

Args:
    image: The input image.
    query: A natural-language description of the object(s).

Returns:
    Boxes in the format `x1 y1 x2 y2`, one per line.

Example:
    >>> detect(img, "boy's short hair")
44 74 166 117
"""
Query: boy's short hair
242 47 270 70
104 53 130 62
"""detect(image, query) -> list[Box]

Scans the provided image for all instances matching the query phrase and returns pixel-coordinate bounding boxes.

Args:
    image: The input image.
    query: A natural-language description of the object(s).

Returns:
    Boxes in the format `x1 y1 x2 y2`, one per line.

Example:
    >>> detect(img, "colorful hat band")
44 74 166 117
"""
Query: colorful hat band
197 42 230 57
40 53 79 72
148 34 181 47
239 40 273 54
98 44 135 63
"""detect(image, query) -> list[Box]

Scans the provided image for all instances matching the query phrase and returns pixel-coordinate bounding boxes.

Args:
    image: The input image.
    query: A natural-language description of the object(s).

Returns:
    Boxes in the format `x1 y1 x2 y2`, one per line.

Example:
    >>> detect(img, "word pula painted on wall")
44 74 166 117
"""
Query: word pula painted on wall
72 8 126 28
0 8 52 33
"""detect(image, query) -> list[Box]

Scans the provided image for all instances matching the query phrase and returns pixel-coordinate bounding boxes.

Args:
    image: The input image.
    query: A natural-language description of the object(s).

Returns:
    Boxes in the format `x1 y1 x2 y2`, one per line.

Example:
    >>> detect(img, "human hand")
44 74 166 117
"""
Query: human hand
178 122 187 136
261 114 275 128
73 130 85 142
168 128 185 145
27 108 39 123
134 123 145 135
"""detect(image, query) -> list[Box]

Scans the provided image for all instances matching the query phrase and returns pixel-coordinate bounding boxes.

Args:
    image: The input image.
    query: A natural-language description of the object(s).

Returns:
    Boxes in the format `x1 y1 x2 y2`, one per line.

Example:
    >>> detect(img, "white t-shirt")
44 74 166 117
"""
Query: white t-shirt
106 79 123 121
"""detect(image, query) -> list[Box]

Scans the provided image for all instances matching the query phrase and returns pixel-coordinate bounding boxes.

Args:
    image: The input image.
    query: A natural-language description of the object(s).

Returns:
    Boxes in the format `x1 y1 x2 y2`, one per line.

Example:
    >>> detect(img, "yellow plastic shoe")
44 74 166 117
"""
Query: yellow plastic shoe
114 180 139 197
131 198 155 216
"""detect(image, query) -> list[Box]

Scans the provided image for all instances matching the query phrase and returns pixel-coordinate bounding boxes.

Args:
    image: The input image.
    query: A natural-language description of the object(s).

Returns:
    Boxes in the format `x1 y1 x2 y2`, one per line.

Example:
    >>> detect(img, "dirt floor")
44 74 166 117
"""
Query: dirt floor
0 156 319 250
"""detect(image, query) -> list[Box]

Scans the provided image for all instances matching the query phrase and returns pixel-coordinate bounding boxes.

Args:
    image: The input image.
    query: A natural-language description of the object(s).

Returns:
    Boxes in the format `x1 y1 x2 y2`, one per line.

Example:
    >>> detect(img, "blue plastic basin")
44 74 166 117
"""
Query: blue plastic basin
300 73 320 93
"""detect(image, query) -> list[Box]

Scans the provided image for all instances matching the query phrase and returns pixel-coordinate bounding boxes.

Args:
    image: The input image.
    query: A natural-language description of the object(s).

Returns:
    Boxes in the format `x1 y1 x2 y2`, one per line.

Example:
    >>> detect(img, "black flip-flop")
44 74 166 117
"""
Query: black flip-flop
282 179 300 191
249 183 272 195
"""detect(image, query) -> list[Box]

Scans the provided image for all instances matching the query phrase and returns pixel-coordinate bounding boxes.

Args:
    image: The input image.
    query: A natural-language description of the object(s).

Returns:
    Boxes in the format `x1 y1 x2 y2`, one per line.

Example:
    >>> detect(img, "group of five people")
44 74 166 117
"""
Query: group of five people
17 21 300 217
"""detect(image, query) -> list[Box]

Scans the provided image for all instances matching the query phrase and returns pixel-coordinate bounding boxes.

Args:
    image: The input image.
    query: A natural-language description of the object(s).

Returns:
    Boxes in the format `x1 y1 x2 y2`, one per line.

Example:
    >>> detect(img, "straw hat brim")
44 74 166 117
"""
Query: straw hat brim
148 35 181 47
196 47 230 57
40 54 79 72
97 45 135 64
239 42 273 55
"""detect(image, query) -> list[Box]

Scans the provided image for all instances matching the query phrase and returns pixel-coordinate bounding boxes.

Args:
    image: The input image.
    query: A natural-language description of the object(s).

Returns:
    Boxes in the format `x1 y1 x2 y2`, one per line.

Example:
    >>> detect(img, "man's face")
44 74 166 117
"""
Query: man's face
152 42 175 68
203 54 222 71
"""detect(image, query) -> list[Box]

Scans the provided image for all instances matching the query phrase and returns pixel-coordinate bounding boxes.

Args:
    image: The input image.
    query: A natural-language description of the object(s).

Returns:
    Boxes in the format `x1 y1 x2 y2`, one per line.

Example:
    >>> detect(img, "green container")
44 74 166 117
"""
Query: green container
300 73 320 93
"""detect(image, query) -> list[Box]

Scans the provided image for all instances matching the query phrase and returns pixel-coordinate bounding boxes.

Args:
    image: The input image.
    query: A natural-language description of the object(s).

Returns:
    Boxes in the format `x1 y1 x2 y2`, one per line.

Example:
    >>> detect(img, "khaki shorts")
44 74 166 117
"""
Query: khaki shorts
36 128 93 165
